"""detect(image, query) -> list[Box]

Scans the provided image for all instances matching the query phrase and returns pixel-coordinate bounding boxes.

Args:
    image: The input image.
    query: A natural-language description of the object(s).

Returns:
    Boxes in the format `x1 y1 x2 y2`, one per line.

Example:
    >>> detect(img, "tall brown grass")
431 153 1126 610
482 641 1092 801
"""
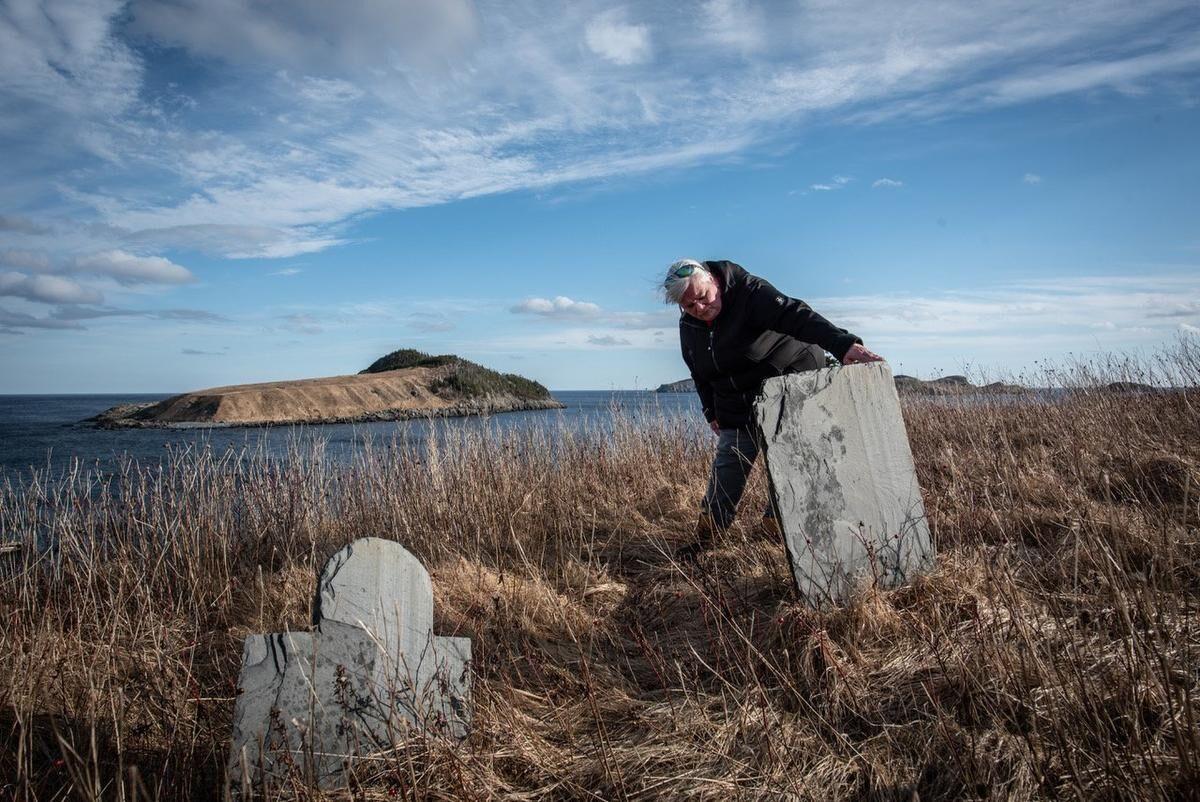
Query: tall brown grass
1 347 1198 800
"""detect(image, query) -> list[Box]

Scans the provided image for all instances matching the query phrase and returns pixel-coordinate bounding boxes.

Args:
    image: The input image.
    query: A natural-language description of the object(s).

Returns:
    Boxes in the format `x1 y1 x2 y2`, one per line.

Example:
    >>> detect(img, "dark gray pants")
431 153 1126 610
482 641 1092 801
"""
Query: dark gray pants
702 425 775 530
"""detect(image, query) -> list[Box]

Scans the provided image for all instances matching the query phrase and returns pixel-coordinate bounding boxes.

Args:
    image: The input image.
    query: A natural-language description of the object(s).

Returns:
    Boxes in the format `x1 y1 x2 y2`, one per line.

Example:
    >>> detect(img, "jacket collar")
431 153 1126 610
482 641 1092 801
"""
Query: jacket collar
703 260 743 295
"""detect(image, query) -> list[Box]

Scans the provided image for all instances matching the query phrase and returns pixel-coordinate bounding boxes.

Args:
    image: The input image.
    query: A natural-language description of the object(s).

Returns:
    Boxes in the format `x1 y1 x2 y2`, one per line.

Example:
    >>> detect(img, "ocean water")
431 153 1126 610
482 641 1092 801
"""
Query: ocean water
0 391 705 482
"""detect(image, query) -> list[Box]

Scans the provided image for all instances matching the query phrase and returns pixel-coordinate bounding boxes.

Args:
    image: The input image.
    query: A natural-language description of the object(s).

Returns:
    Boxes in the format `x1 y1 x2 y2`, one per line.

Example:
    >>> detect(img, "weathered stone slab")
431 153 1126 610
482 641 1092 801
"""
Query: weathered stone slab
228 537 471 793
755 362 934 608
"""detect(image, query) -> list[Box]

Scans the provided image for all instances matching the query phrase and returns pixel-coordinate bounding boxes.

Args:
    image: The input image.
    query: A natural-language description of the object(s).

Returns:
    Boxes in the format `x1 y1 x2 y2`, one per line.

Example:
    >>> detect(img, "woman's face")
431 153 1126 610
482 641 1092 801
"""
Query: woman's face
679 275 722 322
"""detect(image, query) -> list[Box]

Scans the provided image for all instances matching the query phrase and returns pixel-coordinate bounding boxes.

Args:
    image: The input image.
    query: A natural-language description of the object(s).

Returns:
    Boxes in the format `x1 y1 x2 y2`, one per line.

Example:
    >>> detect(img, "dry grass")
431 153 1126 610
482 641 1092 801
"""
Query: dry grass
1 347 1198 800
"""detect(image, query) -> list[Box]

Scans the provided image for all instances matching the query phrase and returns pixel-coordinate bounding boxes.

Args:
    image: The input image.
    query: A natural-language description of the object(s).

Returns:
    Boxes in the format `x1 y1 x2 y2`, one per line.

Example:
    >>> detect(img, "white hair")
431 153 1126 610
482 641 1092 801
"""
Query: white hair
662 258 710 304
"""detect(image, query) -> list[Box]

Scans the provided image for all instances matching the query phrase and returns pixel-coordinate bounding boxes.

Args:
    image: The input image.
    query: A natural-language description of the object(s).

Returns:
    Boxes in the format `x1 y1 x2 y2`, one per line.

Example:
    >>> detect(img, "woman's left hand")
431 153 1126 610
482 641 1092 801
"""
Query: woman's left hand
842 343 884 364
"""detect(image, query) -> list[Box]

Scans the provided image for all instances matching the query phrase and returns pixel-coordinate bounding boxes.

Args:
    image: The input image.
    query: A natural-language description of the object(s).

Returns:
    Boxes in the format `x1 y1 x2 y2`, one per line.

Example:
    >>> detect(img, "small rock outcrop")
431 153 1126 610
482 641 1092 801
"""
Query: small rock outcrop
227 537 471 793
655 378 696 393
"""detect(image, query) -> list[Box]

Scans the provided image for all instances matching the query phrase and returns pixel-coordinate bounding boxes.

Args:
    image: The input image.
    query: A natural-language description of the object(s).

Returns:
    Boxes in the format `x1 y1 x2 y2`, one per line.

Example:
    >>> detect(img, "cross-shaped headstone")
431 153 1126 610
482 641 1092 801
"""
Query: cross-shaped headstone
227 537 471 792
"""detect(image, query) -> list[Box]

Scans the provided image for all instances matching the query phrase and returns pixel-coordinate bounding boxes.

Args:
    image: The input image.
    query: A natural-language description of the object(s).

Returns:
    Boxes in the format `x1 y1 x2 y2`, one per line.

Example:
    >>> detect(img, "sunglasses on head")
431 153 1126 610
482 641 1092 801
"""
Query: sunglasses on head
668 264 698 280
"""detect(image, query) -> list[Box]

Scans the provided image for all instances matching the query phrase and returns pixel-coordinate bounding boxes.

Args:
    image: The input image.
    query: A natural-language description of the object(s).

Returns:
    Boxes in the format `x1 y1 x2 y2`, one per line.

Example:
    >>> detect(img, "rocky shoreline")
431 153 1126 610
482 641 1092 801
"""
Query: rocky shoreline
88 396 565 429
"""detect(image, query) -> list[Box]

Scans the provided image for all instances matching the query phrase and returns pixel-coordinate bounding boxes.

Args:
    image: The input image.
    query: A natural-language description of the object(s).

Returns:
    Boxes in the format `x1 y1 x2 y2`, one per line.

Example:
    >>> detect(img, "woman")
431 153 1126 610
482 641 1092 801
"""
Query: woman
663 258 883 552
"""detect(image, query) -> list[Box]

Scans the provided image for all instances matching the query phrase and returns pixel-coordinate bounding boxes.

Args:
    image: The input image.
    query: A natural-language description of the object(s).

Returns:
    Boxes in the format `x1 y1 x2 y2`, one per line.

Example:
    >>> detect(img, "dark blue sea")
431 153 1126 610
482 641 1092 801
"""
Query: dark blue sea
0 392 704 482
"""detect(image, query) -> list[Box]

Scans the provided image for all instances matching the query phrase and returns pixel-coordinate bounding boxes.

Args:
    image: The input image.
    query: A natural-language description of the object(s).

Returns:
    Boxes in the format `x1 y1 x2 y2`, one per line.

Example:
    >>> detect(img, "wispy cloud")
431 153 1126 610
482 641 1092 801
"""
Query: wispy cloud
813 273 1200 346
127 0 479 73
1022 172 1043 184
1149 301 1200 318
811 175 854 191
0 309 83 333
872 178 903 188
0 250 53 272
587 334 633 347
405 310 456 332
0 216 49 235
0 303 225 333
48 306 226 323
2 0 1198 278
279 312 323 335
700 0 764 53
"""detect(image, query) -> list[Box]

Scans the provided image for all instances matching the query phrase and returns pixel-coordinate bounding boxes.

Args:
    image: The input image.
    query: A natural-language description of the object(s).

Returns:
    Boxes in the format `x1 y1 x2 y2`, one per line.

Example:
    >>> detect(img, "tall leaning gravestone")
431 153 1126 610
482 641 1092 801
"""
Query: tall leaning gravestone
227 537 471 792
755 362 934 608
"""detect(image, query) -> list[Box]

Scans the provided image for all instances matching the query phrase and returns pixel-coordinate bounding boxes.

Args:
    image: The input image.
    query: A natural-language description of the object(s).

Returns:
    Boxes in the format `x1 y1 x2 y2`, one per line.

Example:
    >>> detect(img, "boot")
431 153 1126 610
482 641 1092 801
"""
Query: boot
676 511 721 561
756 515 781 539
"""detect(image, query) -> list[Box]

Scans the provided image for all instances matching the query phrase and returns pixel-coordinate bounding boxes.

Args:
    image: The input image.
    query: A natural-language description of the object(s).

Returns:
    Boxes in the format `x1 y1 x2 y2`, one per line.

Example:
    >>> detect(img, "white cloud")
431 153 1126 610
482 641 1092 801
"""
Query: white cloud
511 296 602 319
72 251 195 285
269 267 303 277
1023 172 1043 184
0 272 103 305
585 9 651 65
872 178 903 188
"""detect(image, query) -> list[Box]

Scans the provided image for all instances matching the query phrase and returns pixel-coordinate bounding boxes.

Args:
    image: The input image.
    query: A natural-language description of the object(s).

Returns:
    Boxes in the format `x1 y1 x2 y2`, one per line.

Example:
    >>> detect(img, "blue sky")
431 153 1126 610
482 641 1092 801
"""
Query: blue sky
1 0 1198 393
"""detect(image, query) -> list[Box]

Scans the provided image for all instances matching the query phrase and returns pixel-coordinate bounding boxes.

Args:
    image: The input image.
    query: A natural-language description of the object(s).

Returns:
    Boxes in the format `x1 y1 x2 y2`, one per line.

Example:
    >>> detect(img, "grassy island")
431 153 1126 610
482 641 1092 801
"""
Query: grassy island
88 349 562 428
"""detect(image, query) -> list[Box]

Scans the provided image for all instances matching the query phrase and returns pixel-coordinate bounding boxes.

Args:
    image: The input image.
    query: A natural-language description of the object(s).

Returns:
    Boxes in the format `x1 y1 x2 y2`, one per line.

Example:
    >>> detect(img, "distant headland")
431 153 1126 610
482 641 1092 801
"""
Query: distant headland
88 349 564 428
655 372 1026 395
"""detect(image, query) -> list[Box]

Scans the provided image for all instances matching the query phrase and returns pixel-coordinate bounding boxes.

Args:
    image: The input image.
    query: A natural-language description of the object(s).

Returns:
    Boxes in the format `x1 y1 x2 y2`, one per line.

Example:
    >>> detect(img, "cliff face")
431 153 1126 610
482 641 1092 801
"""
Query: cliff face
89 353 563 428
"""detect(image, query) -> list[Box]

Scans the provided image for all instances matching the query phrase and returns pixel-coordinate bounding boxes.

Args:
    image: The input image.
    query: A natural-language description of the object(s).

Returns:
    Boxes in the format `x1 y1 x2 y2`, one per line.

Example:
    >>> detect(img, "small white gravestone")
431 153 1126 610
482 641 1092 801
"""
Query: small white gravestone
755 362 934 608
227 537 471 793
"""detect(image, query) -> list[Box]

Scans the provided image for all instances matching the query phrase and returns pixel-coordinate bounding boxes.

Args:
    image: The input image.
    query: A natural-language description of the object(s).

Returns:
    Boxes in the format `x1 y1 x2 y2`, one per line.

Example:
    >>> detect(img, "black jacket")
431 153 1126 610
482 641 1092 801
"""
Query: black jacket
680 260 861 429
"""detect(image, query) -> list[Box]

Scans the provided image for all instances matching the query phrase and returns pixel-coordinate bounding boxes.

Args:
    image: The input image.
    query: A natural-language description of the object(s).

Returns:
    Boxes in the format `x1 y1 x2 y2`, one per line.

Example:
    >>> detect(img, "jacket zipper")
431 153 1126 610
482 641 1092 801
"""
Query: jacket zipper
710 329 739 391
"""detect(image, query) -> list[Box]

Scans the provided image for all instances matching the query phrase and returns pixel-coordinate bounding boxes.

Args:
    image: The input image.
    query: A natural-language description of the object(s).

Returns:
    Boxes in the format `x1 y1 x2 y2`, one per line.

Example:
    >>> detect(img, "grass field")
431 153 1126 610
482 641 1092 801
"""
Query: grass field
2 348 1198 800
